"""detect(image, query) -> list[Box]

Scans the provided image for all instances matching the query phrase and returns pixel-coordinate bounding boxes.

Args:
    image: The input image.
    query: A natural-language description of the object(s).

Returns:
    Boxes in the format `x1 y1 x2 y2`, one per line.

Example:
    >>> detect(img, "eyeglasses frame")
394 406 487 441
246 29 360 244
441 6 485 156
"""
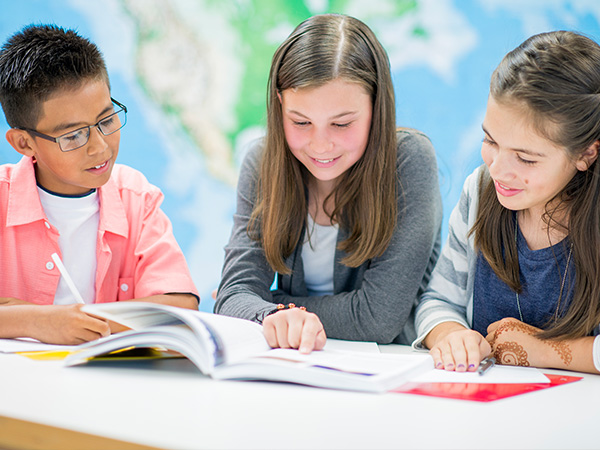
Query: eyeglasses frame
16 98 127 152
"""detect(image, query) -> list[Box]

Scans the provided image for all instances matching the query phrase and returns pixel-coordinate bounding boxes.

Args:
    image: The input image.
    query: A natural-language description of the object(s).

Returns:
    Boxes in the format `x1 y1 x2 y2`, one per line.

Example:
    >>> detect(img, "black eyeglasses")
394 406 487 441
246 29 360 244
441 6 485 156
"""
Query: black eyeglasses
17 98 127 152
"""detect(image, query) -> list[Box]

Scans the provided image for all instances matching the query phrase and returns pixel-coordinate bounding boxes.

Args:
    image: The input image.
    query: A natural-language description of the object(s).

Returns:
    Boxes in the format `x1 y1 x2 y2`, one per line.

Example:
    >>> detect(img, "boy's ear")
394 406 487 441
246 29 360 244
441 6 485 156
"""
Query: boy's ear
5 128 36 157
576 141 599 171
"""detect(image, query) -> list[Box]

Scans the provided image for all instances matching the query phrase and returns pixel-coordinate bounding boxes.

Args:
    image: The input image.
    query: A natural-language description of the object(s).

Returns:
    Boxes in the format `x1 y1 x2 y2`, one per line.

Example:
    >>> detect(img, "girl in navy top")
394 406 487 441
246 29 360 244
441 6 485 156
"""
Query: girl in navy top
414 31 600 374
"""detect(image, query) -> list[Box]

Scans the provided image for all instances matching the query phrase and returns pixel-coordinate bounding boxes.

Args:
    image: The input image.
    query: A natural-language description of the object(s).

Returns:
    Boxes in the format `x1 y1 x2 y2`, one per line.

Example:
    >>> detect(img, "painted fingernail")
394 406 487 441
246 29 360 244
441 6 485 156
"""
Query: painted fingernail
446 363 454 370
436 361 443 368
457 364 466 370
468 364 475 370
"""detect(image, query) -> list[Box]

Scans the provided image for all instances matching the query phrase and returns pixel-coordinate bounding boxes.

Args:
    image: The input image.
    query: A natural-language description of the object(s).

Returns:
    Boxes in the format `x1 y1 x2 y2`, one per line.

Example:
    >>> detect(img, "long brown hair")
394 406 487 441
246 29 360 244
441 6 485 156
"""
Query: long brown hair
249 14 398 274
471 31 600 340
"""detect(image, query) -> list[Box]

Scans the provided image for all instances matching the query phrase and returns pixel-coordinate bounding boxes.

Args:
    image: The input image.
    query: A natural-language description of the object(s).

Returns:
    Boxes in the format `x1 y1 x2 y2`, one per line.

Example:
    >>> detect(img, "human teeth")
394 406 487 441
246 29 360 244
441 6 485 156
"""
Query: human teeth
316 158 334 163
94 162 106 169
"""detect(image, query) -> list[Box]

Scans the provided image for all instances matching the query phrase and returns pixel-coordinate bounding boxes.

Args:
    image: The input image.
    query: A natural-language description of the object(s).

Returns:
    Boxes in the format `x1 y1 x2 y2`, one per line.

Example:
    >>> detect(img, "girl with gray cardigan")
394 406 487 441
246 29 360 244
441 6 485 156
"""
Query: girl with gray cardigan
215 14 442 353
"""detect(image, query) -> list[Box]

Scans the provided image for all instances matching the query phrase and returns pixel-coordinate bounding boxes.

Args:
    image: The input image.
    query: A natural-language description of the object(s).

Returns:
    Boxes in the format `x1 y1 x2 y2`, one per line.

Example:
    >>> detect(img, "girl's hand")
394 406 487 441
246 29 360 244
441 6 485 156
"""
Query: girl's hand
427 322 491 371
29 304 111 345
486 317 572 368
262 307 327 354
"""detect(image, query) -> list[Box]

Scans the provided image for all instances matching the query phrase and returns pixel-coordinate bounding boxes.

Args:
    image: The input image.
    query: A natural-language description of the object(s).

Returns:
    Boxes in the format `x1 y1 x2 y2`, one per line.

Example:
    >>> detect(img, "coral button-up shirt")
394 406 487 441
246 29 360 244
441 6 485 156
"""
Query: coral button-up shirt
0 156 198 305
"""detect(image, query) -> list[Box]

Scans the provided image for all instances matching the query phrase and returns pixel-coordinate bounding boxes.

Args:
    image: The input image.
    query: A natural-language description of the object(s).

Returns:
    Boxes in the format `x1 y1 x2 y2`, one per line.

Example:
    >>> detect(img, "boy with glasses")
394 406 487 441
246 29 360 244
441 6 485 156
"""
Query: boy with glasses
0 24 199 344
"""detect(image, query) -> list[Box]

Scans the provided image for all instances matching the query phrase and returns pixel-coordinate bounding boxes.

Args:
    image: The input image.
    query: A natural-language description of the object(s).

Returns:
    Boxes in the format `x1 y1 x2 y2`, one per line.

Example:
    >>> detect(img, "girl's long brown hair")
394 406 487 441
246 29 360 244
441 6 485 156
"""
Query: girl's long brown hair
249 14 398 274
471 31 600 340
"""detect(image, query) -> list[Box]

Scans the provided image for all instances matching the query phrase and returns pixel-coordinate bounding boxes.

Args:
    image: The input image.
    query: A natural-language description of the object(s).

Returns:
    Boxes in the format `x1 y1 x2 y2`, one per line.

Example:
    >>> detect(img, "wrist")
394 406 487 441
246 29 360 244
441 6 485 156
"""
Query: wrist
424 321 468 349
255 303 307 324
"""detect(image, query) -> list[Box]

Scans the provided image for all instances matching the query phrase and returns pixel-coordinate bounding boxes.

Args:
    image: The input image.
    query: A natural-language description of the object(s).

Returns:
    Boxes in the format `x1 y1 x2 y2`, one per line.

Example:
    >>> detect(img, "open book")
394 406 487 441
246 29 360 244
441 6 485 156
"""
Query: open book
64 302 433 393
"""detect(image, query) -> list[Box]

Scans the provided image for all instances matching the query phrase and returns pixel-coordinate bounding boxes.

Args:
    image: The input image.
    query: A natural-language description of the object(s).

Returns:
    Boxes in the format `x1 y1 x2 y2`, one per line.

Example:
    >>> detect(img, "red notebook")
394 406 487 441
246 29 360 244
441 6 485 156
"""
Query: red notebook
392 374 582 402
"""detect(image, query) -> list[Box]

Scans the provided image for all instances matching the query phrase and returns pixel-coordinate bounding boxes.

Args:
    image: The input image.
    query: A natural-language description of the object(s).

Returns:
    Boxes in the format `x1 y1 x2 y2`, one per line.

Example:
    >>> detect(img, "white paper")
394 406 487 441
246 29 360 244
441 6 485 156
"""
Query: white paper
0 338 76 353
323 339 380 354
411 364 550 384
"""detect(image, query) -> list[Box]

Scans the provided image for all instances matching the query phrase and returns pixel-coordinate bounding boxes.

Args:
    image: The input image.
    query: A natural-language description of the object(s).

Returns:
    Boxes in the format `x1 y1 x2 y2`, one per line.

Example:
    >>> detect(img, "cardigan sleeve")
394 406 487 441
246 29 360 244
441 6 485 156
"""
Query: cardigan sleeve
214 140 281 322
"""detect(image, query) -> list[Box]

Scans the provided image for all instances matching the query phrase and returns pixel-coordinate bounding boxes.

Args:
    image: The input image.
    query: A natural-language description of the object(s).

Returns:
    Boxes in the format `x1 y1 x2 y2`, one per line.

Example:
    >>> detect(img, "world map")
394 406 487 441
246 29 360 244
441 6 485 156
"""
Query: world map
1 0 599 311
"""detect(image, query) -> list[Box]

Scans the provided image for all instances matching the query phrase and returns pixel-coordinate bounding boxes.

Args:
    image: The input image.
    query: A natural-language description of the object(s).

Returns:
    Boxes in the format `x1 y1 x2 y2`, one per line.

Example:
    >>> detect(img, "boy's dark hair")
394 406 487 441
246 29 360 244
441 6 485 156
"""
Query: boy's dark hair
0 24 109 129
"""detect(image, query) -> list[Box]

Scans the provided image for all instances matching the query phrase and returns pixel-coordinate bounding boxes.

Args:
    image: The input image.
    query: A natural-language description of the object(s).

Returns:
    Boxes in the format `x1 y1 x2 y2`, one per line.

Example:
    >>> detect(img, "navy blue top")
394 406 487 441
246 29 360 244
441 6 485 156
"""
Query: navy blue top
472 222 575 335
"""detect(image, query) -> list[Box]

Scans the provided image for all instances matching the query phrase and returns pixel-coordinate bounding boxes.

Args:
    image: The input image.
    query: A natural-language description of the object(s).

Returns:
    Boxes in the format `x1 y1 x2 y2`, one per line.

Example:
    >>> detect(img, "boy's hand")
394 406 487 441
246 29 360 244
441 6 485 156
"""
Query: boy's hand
30 304 111 345
262 308 327 354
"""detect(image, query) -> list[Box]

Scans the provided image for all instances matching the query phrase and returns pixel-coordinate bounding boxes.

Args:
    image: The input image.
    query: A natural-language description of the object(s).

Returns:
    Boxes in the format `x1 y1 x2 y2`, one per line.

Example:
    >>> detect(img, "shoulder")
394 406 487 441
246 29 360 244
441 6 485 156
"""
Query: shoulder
0 162 14 185
453 165 486 229
0 157 36 202
109 164 161 196
240 138 265 171
237 138 265 191
462 165 486 202
394 128 437 169
105 164 163 210
393 128 438 189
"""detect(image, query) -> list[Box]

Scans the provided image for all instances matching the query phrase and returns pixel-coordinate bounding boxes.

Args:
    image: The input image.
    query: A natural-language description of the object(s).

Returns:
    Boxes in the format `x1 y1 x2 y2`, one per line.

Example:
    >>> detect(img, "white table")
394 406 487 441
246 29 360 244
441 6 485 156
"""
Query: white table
1 344 598 450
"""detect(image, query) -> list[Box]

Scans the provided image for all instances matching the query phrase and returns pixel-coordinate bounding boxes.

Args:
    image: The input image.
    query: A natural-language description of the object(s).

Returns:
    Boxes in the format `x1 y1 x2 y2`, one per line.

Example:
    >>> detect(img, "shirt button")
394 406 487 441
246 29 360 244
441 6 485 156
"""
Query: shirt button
44 221 51 229
120 283 129 292
46 261 54 270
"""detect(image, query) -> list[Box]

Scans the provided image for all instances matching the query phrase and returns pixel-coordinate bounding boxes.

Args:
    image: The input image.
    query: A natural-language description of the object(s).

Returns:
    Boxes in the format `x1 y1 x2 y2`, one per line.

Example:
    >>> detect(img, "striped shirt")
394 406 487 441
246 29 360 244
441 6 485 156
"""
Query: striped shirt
412 165 600 371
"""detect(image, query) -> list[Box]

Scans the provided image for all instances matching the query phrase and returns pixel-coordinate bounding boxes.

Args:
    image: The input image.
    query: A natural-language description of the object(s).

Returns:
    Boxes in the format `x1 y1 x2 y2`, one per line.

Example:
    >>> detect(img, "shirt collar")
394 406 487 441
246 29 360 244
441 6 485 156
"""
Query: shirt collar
98 172 129 238
6 156 129 238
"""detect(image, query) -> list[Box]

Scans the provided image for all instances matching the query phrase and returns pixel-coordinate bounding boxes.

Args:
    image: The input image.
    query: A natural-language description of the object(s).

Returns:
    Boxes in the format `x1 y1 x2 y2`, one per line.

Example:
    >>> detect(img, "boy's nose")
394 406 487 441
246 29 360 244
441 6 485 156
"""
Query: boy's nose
86 126 110 154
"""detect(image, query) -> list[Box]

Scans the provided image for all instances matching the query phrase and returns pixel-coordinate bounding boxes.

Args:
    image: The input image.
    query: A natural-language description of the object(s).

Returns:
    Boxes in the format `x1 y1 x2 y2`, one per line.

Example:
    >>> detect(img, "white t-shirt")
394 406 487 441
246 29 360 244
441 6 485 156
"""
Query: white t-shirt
301 214 339 296
38 187 99 305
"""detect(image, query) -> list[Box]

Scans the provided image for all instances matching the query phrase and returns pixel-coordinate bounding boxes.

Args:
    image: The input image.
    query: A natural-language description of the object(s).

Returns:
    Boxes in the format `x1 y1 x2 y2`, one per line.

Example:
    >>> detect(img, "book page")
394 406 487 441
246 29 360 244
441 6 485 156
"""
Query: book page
323 339 380 353
249 348 428 375
195 313 271 365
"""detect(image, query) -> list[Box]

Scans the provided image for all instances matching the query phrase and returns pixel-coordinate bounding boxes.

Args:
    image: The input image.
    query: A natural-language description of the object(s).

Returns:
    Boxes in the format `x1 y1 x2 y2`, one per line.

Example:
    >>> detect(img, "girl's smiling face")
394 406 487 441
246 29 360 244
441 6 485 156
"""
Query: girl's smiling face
481 96 590 221
280 78 372 195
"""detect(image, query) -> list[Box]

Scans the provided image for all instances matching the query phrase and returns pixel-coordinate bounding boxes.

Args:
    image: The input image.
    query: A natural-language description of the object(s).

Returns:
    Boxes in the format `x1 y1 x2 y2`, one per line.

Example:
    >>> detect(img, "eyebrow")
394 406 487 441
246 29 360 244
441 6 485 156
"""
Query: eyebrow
481 124 547 158
50 104 115 134
286 109 358 120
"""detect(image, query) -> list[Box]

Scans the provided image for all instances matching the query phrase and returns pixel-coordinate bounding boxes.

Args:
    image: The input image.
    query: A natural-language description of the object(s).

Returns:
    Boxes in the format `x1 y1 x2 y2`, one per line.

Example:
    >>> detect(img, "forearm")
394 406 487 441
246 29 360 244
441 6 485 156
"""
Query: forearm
0 305 40 339
276 291 410 343
536 335 598 373
216 290 277 322
126 293 198 309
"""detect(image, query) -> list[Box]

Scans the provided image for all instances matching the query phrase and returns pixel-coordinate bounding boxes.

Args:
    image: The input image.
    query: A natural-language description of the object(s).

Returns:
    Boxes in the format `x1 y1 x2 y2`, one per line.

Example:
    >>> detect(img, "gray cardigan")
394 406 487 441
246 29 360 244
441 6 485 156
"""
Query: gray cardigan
215 129 442 344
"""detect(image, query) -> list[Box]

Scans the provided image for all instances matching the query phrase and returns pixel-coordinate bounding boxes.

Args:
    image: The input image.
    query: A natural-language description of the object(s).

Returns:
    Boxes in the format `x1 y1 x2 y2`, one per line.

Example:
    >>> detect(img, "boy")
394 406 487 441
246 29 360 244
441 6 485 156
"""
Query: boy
0 24 199 345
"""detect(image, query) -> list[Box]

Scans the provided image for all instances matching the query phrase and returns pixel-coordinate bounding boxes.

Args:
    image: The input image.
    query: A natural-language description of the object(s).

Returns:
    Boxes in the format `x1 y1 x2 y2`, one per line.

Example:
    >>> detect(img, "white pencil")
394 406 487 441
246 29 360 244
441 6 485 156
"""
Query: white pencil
51 253 85 304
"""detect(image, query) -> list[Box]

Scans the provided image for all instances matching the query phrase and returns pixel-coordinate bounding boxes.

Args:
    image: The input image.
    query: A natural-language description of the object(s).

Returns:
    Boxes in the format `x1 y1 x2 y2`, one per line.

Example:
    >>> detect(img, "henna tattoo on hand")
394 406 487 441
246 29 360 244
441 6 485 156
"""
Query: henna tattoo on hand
492 319 573 367
493 342 530 366
492 320 536 339
548 340 573 366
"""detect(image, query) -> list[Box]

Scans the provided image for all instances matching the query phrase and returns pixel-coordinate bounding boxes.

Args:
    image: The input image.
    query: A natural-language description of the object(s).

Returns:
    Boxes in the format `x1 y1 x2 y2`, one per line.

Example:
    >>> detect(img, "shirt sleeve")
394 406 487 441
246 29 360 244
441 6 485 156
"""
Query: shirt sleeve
126 181 199 301
412 168 481 349
594 335 600 372
214 140 282 321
